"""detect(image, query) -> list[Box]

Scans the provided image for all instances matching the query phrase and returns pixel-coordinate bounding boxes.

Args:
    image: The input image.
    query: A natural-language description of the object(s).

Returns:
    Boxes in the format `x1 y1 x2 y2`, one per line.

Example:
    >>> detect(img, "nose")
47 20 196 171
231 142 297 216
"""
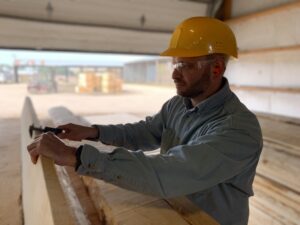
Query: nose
172 68 181 80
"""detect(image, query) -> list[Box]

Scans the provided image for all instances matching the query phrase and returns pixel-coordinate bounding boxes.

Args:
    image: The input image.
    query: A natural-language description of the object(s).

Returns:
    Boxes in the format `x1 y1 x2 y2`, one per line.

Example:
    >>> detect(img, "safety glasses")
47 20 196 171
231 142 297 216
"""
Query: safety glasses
172 59 215 73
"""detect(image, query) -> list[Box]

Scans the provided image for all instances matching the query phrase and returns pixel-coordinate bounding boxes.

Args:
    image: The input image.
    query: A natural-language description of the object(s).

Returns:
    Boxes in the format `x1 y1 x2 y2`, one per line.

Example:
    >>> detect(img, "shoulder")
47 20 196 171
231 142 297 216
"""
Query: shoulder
222 94 262 142
162 95 185 112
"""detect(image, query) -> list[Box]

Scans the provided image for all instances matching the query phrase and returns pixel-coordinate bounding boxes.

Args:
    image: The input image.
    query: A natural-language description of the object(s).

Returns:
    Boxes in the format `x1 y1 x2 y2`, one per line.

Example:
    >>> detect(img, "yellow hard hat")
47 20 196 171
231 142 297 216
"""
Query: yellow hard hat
160 17 238 58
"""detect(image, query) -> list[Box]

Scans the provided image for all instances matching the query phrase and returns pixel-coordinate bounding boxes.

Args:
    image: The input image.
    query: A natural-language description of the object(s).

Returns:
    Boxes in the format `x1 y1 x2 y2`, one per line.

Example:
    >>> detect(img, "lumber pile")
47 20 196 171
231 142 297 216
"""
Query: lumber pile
248 114 300 225
75 71 122 94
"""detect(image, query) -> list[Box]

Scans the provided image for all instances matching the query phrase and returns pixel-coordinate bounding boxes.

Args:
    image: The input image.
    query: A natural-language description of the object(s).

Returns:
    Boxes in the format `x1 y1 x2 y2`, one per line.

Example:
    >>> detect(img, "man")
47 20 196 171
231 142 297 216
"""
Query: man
27 17 263 225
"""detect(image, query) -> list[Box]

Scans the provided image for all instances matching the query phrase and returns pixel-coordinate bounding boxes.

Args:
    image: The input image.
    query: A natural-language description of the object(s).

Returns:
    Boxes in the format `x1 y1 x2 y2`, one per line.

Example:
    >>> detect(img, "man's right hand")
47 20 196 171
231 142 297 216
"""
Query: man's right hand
56 123 99 141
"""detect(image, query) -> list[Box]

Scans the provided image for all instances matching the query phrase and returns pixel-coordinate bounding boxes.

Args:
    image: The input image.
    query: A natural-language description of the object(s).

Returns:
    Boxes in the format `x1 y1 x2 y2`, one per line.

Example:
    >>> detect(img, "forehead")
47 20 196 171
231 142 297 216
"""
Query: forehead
172 56 207 63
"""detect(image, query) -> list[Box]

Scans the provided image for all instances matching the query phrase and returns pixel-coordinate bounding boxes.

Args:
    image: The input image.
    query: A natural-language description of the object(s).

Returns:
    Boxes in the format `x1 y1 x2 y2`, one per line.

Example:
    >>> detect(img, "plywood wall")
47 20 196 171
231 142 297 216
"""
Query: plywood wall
225 1 300 118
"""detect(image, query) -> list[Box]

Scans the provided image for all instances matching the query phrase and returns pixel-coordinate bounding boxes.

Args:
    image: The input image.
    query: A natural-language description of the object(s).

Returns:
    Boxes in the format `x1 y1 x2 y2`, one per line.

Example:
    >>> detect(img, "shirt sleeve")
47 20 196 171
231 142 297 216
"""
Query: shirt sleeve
92 100 170 151
76 127 262 199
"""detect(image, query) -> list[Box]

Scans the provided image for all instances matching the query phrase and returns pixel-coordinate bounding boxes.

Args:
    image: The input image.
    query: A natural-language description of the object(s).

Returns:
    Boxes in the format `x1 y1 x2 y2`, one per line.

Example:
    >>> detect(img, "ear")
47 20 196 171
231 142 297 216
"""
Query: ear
211 60 224 78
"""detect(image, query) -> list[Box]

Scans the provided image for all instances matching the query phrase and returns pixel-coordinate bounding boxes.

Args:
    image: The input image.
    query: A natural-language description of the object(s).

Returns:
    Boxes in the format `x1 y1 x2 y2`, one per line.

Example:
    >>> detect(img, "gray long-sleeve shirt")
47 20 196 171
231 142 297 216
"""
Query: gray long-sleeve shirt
76 78 263 225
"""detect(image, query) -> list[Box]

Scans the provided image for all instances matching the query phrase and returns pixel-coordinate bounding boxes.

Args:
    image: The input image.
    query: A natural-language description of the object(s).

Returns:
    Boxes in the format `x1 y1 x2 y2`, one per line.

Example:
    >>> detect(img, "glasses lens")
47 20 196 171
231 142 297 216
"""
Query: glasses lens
172 59 214 73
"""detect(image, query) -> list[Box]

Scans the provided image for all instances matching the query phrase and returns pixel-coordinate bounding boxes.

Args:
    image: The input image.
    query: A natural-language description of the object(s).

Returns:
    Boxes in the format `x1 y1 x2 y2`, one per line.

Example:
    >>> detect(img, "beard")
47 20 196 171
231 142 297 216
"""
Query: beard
174 72 212 98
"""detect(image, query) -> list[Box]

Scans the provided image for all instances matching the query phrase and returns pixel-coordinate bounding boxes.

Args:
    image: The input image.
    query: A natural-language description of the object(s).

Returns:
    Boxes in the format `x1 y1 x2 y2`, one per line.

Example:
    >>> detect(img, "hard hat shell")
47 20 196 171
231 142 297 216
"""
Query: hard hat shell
160 17 238 58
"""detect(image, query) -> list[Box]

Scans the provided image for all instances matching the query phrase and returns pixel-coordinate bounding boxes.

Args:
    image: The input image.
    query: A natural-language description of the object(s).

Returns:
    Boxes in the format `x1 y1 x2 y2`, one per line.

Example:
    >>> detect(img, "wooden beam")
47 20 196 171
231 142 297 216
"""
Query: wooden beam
250 175 300 225
0 17 169 54
239 45 300 56
166 197 219 225
257 141 300 192
231 85 300 94
20 97 76 225
215 0 232 20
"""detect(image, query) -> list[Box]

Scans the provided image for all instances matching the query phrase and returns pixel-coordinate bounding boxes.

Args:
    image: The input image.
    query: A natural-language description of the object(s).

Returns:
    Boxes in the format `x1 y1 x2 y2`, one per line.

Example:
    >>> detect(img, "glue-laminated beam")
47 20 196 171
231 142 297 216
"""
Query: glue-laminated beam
20 97 76 225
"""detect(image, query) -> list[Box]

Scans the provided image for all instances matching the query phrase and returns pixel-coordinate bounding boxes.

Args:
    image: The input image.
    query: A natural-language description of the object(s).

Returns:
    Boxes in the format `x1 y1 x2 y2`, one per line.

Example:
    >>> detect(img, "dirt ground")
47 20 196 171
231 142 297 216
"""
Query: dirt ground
0 83 175 225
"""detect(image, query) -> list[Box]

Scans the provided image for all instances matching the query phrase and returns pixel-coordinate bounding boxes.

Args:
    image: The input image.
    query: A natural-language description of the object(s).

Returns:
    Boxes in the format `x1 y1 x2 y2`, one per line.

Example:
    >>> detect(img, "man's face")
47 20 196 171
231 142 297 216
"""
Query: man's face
172 56 214 98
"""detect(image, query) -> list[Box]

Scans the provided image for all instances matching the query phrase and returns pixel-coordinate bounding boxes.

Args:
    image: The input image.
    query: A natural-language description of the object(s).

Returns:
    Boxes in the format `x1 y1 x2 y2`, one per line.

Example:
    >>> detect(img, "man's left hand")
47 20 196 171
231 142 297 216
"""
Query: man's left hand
27 132 77 167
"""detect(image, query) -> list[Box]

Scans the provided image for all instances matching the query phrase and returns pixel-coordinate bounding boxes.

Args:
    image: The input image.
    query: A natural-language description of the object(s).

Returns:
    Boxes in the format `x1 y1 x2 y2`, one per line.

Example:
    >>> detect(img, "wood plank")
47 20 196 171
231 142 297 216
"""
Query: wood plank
239 44 300 55
250 175 300 225
256 113 300 126
83 177 216 225
0 16 169 54
55 166 103 225
226 2 300 51
257 141 300 192
0 0 206 33
258 116 300 151
21 97 77 225
166 197 219 225
231 85 300 94
227 1 300 25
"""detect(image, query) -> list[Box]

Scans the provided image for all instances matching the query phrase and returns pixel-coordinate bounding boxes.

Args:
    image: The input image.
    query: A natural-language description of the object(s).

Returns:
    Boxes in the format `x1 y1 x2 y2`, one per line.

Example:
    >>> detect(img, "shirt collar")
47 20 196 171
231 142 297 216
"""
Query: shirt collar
183 77 233 113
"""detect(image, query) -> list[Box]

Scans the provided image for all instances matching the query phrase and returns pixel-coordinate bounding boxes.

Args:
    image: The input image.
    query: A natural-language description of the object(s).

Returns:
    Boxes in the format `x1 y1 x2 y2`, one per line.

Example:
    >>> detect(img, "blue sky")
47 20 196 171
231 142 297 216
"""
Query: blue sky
0 49 158 67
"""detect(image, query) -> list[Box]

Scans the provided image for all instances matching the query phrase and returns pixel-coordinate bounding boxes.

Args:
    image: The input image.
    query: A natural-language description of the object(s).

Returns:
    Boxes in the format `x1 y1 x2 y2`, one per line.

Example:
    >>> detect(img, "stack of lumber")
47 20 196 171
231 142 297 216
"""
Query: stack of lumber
75 72 99 94
101 73 123 94
75 72 122 94
249 114 300 225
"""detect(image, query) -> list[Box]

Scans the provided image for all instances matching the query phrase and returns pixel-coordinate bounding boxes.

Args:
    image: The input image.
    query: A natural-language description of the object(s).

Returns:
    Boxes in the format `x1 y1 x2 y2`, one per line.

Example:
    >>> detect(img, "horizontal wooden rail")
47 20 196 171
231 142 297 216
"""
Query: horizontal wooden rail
231 85 300 94
238 44 300 56
226 1 300 25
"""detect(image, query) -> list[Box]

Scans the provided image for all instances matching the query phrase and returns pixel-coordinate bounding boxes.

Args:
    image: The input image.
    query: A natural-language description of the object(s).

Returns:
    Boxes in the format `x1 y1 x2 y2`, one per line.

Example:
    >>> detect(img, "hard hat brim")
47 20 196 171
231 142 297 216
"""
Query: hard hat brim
160 48 238 58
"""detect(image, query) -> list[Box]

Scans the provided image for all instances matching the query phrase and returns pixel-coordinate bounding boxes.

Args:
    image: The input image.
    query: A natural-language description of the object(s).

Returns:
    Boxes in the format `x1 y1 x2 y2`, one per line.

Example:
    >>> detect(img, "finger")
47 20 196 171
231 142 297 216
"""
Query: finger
27 141 39 151
57 124 72 130
45 131 55 137
29 148 39 164
34 133 42 140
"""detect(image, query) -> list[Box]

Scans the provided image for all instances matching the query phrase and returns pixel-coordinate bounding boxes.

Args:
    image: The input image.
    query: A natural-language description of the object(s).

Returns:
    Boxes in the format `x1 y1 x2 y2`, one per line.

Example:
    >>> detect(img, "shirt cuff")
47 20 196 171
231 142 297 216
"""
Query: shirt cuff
85 124 100 141
76 144 107 176
75 145 83 171
91 124 116 145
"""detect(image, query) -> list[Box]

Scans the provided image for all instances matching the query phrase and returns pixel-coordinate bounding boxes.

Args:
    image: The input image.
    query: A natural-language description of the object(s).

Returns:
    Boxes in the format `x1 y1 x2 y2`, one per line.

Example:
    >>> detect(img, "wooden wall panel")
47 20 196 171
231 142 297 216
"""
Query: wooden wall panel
0 0 207 32
231 90 300 118
228 2 300 51
0 17 170 54
226 49 300 87
231 0 297 18
225 2 300 119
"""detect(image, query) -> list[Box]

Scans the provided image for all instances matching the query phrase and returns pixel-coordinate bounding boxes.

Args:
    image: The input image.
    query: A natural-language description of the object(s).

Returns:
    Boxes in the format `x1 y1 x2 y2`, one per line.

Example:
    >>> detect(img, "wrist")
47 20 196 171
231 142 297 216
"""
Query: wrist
89 125 99 139
64 146 77 167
